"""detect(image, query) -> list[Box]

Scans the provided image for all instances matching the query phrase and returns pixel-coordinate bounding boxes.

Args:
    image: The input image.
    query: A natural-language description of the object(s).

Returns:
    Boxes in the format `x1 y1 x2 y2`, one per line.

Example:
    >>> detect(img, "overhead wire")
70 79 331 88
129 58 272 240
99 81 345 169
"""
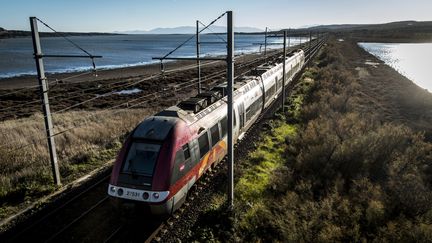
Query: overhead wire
198 21 227 43
160 12 227 59
0 18 101 115
1 12 235 116
0 84 41 98
44 59 221 113
0 70 95 99
0 60 216 121
1 78 187 151
36 18 97 59
0 59 220 121
0 41 311 151
0 47 263 148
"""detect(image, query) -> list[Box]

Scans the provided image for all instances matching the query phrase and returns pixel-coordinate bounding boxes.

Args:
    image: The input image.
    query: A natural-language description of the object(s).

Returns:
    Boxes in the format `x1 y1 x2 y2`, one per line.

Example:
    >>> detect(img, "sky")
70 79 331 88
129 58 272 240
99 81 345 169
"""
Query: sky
1 0 431 32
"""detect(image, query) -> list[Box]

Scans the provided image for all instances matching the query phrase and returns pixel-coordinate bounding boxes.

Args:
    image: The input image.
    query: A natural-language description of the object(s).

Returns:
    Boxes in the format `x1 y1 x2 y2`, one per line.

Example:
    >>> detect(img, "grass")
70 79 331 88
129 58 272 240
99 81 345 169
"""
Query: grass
234 69 315 238
236 123 296 203
0 108 156 220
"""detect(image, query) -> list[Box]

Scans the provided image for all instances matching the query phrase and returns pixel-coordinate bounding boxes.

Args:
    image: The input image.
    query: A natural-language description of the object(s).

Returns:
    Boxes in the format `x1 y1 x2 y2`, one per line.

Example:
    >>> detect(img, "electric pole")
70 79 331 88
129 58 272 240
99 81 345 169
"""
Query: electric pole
196 20 201 94
227 10 234 209
282 30 287 112
30 17 61 186
264 27 268 57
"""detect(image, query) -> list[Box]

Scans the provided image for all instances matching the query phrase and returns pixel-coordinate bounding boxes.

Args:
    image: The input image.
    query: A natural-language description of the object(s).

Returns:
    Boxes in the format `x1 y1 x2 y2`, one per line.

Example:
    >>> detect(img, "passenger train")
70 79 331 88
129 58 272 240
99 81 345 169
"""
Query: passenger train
108 49 305 214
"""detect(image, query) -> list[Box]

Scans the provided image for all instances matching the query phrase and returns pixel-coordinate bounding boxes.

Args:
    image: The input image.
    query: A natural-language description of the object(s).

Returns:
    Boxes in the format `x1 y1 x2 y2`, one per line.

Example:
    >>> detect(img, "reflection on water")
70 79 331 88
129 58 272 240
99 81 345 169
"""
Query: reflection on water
358 42 432 92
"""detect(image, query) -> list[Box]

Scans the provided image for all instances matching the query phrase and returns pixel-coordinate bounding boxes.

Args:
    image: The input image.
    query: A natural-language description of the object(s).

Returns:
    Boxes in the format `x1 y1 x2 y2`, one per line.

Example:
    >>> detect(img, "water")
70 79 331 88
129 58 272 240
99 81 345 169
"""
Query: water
358 42 432 92
0 34 308 78
114 88 142 95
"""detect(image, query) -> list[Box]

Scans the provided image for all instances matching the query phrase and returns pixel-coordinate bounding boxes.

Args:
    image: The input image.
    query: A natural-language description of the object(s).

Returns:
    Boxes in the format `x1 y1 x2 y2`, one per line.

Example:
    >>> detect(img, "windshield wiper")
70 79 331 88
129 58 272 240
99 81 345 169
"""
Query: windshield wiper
128 159 139 177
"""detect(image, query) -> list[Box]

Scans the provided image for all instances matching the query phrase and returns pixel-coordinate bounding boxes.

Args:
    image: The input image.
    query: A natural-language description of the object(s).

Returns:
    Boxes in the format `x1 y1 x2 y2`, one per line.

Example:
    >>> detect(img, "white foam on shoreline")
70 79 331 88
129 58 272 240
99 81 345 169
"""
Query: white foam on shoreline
114 88 142 95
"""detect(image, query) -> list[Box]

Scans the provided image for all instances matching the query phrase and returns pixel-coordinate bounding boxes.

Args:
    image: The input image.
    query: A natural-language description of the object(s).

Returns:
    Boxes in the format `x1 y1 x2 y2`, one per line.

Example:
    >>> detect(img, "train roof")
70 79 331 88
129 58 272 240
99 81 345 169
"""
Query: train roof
133 116 178 141
153 49 305 125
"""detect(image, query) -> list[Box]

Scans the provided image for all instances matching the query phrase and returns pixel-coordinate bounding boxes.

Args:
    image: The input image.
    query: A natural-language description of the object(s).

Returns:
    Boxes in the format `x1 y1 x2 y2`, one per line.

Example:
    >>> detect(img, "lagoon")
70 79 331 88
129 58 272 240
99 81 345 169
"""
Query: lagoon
358 42 432 92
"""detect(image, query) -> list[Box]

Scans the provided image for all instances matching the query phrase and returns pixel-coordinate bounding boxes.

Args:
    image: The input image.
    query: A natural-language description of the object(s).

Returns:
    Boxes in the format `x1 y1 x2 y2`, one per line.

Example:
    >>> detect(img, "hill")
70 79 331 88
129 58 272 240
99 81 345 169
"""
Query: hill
116 25 263 34
286 21 432 42
307 21 432 31
0 27 120 39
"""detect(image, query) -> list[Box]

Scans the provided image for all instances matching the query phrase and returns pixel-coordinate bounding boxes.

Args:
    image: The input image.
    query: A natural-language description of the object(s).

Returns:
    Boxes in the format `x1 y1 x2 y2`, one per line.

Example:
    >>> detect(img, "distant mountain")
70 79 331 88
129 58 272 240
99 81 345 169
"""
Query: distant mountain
116 25 263 34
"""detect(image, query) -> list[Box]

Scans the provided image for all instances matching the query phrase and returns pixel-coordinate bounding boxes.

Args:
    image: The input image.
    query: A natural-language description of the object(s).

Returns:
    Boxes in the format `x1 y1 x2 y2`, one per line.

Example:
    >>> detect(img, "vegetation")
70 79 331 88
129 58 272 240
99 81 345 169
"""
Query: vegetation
188 39 432 242
0 26 119 39
0 108 154 220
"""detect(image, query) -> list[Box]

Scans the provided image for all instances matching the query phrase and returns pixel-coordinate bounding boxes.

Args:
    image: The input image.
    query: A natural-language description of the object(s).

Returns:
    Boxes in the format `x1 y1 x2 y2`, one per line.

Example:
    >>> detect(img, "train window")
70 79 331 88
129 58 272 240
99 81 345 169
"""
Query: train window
267 84 275 98
122 143 160 175
198 132 209 158
182 144 190 160
210 124 220 147
238 103 245 129
221 116 227 137
246 98 262 121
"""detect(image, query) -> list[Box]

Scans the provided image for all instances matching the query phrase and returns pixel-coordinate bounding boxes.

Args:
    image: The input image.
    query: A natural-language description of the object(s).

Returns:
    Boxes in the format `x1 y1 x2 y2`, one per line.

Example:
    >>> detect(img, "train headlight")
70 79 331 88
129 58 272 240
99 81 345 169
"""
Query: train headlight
153 192 160 199
110 186 116 193
142 192 149 200
117 188 124 196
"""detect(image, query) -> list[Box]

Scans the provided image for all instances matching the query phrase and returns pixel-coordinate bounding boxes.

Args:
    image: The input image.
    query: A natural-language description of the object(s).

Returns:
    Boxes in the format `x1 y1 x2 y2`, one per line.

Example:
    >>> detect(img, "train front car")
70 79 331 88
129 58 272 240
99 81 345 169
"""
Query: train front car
108 114 192 214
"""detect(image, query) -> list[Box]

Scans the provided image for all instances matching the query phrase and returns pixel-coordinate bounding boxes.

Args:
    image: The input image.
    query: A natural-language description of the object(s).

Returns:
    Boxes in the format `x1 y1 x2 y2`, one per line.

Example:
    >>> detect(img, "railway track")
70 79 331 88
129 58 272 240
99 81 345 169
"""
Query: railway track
0 38 325 243
126 37 327 242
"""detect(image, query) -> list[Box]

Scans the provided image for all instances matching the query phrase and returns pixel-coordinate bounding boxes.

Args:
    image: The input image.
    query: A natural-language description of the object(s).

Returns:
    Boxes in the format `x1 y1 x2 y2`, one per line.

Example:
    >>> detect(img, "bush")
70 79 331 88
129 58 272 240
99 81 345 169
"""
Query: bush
234 38 432 242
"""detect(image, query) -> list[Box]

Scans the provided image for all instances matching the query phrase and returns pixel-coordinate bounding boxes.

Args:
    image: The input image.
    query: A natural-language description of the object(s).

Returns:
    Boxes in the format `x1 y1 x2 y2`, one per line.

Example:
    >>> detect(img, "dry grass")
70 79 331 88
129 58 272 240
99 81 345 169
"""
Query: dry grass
0 107 157 218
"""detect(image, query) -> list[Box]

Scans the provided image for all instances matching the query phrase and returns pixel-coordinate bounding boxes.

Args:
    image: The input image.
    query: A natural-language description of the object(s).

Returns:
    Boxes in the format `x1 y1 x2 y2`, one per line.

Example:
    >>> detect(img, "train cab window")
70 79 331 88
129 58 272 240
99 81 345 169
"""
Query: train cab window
198 132 210 158
221 116 227 137
182 144 190 160
122 143 160 175
210 124 220 147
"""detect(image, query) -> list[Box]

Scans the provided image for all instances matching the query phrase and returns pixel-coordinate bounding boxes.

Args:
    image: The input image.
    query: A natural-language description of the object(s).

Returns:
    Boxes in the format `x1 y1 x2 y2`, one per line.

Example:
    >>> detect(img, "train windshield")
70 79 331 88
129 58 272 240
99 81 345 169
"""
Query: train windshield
122 143 161 175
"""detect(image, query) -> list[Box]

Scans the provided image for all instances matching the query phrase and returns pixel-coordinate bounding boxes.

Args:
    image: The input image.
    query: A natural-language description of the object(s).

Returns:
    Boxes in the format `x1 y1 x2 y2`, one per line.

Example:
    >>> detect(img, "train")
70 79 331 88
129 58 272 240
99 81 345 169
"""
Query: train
108 49 305 214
